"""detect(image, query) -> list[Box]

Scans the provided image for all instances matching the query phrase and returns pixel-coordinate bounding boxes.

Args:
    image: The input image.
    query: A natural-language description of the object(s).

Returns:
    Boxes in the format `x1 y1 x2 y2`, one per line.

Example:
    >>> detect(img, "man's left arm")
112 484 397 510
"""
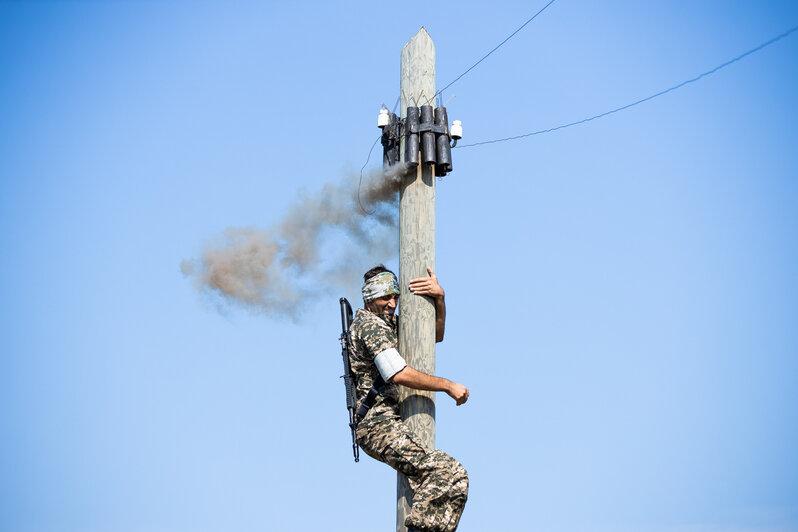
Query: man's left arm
409 267 446 343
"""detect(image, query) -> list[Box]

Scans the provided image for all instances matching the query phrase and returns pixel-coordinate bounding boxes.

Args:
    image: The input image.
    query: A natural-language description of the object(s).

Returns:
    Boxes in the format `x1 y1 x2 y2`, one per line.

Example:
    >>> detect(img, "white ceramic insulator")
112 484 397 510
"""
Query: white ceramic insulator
451 120 463 139
378 109 390 128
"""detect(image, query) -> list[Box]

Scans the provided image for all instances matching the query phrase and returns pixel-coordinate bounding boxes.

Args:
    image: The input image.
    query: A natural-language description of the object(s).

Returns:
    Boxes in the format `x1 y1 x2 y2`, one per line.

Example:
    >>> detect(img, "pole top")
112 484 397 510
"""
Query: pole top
400 28 436 116
402 26 435 54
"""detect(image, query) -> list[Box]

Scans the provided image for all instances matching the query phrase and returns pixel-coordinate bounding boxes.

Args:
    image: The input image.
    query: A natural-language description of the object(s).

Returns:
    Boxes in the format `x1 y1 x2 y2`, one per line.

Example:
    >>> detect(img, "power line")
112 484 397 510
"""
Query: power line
357 135 382 215
426 0 558 106
456 24 798 148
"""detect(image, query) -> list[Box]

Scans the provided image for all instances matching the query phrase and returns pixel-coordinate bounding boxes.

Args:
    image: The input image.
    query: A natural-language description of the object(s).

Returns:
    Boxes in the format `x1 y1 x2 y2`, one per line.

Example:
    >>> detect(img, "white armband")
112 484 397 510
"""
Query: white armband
374 347 407 382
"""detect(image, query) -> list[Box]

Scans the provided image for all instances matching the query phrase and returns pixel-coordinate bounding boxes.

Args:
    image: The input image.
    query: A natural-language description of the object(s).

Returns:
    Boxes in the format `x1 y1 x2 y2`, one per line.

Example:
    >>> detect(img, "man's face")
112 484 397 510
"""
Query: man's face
369 294 399 316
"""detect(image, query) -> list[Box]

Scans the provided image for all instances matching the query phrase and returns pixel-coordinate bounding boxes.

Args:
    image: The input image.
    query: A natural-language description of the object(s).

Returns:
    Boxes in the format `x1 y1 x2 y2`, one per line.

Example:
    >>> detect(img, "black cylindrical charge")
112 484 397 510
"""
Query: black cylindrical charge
434 106 452 175
420 105 436 164
405 106 420 167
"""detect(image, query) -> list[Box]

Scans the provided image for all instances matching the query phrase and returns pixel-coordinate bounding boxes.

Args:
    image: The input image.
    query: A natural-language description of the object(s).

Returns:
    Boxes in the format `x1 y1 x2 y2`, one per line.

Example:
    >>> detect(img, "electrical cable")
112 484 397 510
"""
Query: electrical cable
357 135 382 215
456 24 798 148
424 0 558 106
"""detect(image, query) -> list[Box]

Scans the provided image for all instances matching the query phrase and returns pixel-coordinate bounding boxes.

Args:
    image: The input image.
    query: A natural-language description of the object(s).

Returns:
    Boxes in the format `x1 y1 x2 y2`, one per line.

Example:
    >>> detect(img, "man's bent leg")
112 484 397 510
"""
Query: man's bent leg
356 407 429 476
357 409 469 532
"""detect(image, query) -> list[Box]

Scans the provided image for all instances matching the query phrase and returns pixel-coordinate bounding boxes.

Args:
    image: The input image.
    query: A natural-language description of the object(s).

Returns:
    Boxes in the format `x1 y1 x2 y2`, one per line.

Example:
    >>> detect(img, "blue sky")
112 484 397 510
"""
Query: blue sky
1 1 797 531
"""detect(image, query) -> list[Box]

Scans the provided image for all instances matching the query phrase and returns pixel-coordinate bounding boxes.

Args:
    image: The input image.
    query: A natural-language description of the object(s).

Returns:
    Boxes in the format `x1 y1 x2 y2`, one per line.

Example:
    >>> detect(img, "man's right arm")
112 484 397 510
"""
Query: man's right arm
391 365 470 406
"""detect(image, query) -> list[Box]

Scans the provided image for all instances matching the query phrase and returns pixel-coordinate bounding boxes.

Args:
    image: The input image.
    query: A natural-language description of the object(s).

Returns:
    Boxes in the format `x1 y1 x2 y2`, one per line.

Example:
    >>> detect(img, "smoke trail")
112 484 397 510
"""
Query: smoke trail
181 164 407 319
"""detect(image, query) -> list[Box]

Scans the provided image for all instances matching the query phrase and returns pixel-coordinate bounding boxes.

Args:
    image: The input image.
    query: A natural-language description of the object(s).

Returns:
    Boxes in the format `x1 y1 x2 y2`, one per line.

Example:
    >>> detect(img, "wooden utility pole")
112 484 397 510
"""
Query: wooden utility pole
397 27 436 532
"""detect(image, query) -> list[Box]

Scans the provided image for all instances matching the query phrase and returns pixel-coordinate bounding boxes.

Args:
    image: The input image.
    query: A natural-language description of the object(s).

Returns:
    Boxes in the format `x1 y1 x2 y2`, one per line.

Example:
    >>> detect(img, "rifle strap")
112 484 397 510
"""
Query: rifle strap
355 376 385 421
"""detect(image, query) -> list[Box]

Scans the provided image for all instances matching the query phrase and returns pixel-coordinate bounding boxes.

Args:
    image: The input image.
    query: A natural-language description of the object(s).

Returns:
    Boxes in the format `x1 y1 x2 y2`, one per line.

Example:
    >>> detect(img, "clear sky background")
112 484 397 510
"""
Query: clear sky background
2 1 797 531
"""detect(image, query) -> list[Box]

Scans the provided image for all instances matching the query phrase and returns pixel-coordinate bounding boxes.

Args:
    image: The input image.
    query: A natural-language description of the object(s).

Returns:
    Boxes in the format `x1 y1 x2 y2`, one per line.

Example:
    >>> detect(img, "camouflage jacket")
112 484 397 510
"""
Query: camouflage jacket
348 308 402 411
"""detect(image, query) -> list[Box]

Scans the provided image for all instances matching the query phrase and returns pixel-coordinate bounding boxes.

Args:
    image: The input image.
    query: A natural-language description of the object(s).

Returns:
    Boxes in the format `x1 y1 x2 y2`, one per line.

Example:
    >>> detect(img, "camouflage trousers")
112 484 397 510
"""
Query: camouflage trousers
357 404 469 532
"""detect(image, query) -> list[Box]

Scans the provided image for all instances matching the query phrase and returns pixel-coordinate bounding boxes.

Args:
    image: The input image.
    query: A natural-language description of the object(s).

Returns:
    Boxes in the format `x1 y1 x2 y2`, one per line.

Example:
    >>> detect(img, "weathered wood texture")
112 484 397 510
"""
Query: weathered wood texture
397 27 436 532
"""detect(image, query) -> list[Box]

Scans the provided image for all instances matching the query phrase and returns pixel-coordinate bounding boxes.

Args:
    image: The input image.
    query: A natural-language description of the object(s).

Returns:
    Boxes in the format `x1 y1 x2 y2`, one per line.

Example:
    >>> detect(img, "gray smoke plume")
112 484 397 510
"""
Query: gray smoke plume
181 164 408 319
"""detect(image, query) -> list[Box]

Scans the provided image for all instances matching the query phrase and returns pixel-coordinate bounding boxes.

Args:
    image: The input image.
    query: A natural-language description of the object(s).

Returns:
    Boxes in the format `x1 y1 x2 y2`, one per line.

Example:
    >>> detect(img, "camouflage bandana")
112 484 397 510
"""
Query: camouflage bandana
362 271 400 302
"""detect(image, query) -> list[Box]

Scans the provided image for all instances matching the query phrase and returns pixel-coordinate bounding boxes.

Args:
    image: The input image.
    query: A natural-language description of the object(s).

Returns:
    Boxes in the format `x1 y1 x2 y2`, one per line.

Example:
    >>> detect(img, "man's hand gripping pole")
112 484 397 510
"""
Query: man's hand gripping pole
339 297 360 462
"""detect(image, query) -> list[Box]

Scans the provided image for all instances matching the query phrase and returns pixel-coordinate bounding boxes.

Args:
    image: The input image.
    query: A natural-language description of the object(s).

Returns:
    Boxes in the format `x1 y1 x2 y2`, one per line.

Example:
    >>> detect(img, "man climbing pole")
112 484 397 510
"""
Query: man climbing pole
347 264 469 532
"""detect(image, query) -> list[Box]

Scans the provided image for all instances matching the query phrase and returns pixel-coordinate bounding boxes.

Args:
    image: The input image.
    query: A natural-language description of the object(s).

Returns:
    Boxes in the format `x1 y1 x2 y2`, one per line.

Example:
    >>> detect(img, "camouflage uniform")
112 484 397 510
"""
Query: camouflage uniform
349 308 469 532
